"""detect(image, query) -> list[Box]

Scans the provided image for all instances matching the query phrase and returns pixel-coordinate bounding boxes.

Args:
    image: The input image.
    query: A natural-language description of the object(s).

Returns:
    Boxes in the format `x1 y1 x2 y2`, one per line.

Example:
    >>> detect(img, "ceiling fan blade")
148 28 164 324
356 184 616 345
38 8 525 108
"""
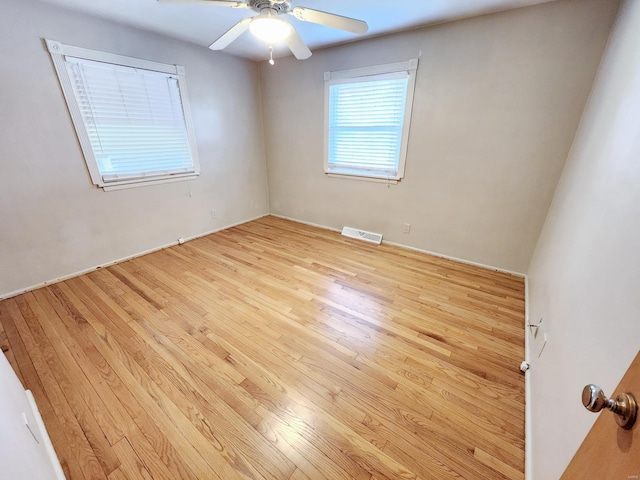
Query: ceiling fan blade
209 17 252 50
288 7 368 35
157 0 247 7
286 26 312 60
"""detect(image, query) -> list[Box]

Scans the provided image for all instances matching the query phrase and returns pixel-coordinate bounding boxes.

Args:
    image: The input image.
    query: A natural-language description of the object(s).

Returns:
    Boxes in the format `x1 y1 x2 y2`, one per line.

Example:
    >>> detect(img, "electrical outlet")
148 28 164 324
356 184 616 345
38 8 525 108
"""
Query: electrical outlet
211 210 218 220
403 223 411 234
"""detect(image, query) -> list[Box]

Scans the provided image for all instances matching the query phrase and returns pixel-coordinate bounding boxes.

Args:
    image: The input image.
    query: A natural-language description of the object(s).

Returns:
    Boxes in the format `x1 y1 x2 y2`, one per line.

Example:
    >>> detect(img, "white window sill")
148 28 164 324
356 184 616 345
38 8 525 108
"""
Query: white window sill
101 173 199 191
325 172 400 184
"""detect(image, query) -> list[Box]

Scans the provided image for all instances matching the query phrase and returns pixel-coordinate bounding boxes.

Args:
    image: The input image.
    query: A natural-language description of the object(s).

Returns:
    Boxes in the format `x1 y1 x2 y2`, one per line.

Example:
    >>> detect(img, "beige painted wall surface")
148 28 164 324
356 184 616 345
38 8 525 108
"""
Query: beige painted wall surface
526 0 640 477
260 0 618 273
0 0 268 297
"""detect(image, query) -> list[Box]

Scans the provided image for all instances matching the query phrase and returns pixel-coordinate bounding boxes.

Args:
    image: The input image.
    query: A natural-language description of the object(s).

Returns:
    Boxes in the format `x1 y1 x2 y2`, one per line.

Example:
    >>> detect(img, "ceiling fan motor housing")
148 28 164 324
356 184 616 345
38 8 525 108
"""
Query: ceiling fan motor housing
249 0 291 14
200 0 365 60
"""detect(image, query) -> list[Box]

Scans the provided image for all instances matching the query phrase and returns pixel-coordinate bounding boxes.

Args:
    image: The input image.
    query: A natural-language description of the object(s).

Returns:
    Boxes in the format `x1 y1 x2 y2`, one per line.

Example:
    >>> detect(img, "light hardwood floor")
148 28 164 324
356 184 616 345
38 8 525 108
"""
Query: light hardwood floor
0 216 525 479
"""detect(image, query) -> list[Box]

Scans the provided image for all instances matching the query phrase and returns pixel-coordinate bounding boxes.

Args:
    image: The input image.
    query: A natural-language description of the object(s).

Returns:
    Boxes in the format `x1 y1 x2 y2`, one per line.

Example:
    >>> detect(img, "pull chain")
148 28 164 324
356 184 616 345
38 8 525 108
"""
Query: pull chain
269 45 275 66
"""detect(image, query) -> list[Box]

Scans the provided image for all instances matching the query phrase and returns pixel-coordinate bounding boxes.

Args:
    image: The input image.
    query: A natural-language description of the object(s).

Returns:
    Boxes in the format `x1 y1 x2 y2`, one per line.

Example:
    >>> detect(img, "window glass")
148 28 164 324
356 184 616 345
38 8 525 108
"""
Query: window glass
47 40 199 190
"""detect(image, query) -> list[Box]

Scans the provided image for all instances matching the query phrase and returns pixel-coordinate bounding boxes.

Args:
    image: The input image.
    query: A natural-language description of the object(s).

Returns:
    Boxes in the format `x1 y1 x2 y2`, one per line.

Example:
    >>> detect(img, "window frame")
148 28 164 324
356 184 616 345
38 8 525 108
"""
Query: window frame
45 39 200 191
323 59 418 183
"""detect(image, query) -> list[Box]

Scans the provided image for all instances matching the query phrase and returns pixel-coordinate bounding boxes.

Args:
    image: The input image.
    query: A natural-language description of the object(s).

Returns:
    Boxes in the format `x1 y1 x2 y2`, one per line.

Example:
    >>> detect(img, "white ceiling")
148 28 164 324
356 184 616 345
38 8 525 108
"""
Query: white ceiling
36 0 557 61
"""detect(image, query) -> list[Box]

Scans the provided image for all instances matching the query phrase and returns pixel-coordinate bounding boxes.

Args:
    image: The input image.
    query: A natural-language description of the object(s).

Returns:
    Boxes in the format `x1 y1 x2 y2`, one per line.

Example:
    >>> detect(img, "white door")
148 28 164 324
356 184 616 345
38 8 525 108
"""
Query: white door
0 352 65 479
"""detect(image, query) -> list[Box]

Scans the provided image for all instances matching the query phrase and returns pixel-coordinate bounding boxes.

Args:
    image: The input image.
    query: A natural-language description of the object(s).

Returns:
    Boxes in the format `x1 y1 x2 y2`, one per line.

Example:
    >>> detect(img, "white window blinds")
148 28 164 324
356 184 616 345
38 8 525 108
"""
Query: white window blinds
65 57 195 184
328 72 409 178
46 39 200 190
324 59 418 182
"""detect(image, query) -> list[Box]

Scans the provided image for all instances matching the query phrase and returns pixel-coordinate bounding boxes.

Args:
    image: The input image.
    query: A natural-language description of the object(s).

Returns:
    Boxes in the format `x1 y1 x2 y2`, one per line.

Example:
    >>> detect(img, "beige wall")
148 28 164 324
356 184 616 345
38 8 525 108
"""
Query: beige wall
0 0 635 475
259 0 618 273
0 0 268 297
527 0 640 477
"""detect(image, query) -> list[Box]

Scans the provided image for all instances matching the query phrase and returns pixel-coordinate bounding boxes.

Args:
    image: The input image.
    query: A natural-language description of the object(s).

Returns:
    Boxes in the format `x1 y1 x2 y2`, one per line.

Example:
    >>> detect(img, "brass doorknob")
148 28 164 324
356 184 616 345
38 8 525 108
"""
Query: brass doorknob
582 384 637 430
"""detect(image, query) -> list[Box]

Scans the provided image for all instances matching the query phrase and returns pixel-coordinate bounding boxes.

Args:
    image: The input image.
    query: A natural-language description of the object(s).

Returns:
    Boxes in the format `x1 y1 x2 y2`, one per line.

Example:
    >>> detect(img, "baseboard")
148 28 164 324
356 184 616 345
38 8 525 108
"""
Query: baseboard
270 214 525 278
4 210 532 476
272 212 531 477
524 275 533 480
382 240 526 278
0 213 268 301
269 213 342 233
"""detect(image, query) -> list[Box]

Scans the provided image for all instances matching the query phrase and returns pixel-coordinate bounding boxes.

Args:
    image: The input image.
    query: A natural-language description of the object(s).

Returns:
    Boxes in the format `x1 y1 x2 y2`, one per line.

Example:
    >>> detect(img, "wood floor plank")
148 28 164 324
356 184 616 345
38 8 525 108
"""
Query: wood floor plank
14 296 122 476
107 468 128 480
111 437 153 480
0 216 525 479
4 299 107 480
474 447 525 480
67 276 233 480
0 303 76 480
47 281 204 479
31 288 135 442
24 291 127 448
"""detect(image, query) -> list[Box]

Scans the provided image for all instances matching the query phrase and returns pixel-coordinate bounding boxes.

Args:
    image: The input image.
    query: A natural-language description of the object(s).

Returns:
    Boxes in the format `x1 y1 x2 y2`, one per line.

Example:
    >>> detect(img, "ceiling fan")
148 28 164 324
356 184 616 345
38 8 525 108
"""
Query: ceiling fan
157 0 368 62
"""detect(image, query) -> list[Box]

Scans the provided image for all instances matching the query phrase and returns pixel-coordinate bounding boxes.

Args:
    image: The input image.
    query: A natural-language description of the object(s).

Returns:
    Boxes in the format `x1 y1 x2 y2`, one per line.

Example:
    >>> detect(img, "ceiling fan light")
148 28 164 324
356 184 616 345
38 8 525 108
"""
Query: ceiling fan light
249 14 291 44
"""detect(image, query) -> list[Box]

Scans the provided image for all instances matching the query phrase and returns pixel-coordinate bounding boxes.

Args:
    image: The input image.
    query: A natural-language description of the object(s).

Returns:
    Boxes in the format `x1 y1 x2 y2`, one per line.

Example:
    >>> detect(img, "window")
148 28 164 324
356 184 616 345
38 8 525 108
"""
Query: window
324 59 418 182
46 39 199 190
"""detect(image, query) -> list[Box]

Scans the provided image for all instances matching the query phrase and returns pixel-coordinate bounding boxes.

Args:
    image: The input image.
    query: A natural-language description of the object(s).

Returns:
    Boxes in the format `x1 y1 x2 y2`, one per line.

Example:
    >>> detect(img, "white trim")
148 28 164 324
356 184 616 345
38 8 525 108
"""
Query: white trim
325 173 399 184
325 59 418 81
0 214 268 301
323 58 419 182
269 214 525 277
327 71 409 86
25 391 66 480
382 240 526 277
45 39 200 191
273 213 530 477
45 39 179 74
174 63 200 185
48 42 103 184
102 173 199 191
524 275 533 480
2 211 525 300
325 168 402 181
4 211 531 478
269 214 342 233
399 62 418 181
